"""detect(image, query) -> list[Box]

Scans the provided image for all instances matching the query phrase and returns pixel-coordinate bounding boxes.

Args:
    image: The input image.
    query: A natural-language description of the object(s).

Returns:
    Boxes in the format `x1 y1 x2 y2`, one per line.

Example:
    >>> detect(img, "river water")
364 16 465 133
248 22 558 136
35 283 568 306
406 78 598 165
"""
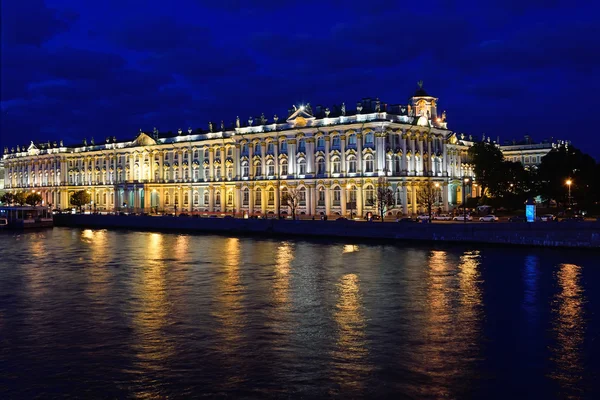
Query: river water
0 228 599 399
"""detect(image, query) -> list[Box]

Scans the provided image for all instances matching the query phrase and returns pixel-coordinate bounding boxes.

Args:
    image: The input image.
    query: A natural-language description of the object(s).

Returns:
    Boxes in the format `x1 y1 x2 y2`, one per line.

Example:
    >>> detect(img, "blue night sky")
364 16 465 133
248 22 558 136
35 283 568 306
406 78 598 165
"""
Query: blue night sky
1 0 599 158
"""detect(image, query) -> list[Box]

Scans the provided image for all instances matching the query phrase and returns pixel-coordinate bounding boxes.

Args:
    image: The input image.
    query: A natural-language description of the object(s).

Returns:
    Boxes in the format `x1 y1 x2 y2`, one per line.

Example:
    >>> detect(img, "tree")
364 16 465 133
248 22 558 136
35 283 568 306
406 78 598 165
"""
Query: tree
25 193 43 206
0 192 15 205
536 145 598 209
281 187 300 220
373 177 395 222
417 180 439 221
468 141 505 196
14 192 27 206
70 190 91 213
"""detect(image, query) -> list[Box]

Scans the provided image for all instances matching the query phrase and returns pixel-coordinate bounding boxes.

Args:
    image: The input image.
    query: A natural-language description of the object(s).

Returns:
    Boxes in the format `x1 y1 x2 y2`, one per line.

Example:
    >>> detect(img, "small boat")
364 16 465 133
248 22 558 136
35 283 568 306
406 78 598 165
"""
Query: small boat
0 206 53 229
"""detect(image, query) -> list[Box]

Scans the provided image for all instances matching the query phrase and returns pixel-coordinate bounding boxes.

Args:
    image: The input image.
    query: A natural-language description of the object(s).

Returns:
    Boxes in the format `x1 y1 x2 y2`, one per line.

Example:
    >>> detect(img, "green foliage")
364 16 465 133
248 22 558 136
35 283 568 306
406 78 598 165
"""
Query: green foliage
14 192 28 206
25 193 43 206
1 192 15 205
70 190 91 212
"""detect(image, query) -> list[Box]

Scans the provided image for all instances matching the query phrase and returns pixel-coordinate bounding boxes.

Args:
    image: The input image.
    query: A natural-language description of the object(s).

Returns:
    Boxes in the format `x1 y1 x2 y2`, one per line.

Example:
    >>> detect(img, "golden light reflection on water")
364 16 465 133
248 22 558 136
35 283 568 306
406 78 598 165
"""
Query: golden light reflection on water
83 230 110 300
415 250 483 398
273 242 294 308
213 237 245 369
331 273 371 394
549 263 585 398
343 244 359 253
24 240 48 298
131 232 174 390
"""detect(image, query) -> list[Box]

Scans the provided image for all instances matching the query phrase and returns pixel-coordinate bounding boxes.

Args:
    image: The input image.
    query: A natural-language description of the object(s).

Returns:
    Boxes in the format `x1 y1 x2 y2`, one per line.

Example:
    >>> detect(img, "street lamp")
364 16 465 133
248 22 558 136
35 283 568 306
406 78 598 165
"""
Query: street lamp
566 179 572 207
462 177 470 223
346 183 353 220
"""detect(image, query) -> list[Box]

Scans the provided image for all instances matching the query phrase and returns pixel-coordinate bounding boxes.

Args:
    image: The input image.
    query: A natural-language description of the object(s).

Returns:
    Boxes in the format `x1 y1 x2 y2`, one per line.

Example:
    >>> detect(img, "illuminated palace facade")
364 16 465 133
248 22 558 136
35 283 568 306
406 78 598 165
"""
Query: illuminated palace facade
2 86 478 217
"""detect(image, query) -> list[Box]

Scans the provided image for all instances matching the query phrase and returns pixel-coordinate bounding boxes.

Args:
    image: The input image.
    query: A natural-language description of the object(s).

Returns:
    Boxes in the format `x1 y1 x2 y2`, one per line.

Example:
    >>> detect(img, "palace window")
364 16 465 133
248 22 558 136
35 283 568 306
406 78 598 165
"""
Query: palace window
365 132 374 145
243 188 249 206
348 156 356 173
268 187 275 206
332 157 341 174
165 193 170 205
226 165 233 179
298 139 306 153
242 143 248 155
280 141 287 153
215 148 221 159
365 185 375 206
204 191 209 205
318 189 325 206
255 188 262 206
254 162 262 177
227 190 233 206
184 192 189 205
214 166 221 180
317 158 325 175
332 135 340 148
203 166 210 180
298 158 306 175
348 134 357 146
227 147 233 157
299 187 306 206
241 161 249 178
333 186 341 206
348 186 356 202
280 187 288 205
193 191 199 205
280 160 288 176
267 142 274 154
317 136 324 149
215 191 221 205
267 160 275 176
365 154 374 173
254 143 261 155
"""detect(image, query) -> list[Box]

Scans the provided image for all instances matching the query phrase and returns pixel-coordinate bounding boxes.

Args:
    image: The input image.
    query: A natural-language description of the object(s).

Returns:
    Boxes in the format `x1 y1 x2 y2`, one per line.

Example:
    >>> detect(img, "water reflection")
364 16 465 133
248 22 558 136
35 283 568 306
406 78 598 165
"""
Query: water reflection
550 263 585 398
83 230 110 301
330 273 371 395
522 255 539 324
415 250 483 397
131 233 174 388
272 242 294 309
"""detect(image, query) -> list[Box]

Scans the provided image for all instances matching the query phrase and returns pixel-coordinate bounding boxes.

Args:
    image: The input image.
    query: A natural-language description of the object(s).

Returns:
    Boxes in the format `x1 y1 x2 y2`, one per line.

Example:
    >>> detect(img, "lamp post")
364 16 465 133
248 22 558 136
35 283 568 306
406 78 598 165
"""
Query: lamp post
462 177 470 223
566 179 572 207
346 183 353 220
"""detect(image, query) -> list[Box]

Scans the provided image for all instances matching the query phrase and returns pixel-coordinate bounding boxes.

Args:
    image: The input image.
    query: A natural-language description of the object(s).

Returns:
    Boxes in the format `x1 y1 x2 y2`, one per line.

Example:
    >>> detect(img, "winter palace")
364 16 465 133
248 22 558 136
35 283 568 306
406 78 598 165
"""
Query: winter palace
2 85 517 217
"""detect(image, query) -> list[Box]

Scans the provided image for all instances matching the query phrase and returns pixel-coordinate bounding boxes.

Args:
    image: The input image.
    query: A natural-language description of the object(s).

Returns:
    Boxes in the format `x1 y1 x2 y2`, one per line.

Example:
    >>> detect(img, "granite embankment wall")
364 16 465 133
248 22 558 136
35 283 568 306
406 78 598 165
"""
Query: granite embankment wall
54 214 600 249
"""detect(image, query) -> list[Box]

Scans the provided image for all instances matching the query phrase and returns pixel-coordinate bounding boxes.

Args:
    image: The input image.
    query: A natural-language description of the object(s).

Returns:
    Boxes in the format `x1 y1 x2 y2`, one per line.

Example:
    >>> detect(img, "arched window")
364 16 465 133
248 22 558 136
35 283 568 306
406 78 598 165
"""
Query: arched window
317 187 325 206
241 161 249 178
227 190 233 205
332 135 340 148
203 166 209 180
299 187 306 206
298 158 306 175
215 148 221 159
268 187 275 206
226 165 233 179
280 160 288 176
332 186 341 206
348 185 356 203
348 134 357 146
298 139 306 153
203 191 209 205
280 140 287 153
184 192 189 205
165 193 170 205
387 154 393 173
317 136 324 149
242 188 249 206
365 132 374 145
365 185 375 206
255 188 262 206
193 191 199 205
365 154 374 173
254 162 262 177
174 193 179 205
267 160 275 176
332 157 341 174
267 142 274 154
241 143 248 155
227 147 233 157
316 158 325 175
348 155 356 173
215 191 221 205
214 165 221 180
254 143 261 155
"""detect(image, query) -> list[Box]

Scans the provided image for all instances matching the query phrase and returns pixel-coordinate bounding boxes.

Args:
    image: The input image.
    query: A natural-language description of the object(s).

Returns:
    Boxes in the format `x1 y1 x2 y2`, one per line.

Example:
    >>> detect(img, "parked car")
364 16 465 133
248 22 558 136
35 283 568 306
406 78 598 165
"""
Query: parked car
508 215 527 222
433 214 451 221
417 214 430 221
479 215 499 222
453 214 472 221
398 217 416 223
540 214 557 222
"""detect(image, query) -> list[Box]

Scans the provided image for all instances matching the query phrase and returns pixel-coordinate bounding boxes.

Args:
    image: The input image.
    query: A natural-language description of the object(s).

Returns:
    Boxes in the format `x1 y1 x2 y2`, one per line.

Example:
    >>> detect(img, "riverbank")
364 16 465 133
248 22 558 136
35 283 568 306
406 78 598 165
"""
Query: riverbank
54 214 600 249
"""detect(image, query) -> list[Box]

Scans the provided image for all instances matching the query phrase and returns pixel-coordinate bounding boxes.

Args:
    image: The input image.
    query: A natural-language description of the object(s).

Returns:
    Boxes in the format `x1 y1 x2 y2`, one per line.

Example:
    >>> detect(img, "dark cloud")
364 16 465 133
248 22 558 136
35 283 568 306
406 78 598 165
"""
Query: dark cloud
0 0 78 46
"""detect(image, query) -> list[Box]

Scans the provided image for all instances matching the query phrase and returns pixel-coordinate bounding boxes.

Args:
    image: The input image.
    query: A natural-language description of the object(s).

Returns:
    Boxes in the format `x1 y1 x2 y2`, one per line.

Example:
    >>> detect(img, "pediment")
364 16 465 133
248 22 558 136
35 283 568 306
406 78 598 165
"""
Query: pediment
133 132 157 147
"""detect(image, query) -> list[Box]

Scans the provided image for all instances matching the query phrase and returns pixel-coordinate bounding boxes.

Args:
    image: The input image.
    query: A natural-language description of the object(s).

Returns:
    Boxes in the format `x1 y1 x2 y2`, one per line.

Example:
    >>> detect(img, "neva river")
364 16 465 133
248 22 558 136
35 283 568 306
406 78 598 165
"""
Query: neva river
1 228 599 399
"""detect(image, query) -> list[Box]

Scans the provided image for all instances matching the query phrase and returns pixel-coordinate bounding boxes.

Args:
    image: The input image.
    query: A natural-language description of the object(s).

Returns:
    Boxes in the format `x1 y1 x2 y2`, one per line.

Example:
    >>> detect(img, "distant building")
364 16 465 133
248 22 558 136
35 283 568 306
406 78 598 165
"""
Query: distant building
0 159 5 199
2 84 485 216
499 136 565 170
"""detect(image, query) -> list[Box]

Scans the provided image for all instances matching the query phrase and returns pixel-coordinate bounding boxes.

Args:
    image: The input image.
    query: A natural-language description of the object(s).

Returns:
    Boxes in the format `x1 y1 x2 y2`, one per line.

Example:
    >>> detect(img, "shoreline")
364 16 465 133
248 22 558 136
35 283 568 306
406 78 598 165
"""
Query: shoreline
53 214 600 249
